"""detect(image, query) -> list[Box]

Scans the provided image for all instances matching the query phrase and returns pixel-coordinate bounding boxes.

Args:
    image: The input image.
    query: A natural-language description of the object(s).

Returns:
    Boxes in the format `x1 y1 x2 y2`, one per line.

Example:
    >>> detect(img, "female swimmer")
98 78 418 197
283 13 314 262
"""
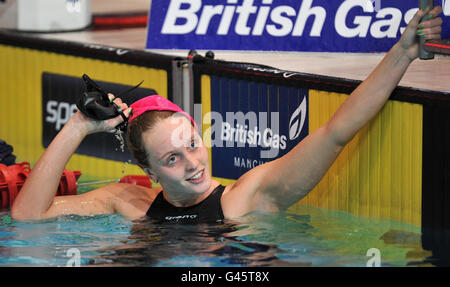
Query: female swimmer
11 7 443 222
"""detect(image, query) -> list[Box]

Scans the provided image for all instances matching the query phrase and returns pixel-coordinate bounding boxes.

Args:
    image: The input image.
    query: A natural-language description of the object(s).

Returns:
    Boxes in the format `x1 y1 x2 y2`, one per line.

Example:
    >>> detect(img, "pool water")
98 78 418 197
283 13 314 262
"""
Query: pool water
0 204 448 267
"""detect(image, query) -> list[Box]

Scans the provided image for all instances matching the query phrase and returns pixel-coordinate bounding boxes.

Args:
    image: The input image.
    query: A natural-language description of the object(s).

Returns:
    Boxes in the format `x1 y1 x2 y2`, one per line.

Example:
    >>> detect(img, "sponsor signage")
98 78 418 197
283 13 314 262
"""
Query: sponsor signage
42 72 157 163
208 76 309 179
147 0 450 52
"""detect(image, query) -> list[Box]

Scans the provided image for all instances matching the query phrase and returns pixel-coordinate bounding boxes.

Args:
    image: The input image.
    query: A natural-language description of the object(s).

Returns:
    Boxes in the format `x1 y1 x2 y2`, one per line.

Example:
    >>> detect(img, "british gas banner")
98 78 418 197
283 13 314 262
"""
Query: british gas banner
207 77 309 180
147 0 450 52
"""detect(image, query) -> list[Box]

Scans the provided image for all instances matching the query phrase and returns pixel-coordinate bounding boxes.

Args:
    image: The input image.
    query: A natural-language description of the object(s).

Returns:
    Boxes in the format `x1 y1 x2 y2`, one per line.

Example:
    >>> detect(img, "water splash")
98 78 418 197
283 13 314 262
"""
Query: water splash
114 132 125 152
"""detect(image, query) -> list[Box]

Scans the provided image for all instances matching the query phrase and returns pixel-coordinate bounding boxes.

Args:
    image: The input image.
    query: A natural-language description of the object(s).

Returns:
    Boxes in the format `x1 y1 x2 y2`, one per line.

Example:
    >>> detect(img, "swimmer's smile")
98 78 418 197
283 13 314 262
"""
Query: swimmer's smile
186 169 205 184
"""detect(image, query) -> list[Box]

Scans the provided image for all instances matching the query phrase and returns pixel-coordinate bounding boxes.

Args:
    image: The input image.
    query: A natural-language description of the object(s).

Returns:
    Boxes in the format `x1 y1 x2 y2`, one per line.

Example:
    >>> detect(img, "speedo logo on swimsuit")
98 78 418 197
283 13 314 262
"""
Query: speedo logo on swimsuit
160 0 422 39
218 96 307 158
165 214 198 221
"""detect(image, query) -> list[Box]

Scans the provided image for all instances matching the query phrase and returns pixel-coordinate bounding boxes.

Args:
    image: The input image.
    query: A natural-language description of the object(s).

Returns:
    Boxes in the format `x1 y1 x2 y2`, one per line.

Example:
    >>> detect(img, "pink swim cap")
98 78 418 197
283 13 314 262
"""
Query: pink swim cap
129 95 197 130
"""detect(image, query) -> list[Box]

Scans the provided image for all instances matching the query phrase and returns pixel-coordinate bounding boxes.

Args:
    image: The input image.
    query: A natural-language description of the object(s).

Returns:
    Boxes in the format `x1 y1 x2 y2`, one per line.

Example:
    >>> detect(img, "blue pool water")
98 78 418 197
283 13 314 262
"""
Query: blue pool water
1 203 448 267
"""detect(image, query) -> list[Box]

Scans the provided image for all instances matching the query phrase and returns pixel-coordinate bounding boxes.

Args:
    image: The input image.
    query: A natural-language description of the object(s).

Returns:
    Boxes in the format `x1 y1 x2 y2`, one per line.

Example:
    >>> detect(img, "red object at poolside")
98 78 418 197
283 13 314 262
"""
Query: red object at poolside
93 13 148 29
119 175 152 188
0 162 81 209
0 162 30 209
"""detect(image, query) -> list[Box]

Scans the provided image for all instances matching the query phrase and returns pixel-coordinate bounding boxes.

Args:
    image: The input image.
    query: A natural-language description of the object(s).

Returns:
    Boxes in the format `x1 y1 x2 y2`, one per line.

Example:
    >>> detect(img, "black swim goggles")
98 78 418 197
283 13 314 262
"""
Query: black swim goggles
76 74 143 132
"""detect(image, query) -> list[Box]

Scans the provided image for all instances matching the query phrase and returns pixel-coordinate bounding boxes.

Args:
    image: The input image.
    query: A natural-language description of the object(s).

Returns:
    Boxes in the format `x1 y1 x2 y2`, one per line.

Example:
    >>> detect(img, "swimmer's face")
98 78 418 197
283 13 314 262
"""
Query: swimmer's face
142 115 211 195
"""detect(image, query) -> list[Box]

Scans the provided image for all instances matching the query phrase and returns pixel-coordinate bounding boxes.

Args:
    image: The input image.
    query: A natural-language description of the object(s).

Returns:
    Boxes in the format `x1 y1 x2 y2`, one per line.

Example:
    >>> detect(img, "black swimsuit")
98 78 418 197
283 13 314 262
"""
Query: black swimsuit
146 185 225 223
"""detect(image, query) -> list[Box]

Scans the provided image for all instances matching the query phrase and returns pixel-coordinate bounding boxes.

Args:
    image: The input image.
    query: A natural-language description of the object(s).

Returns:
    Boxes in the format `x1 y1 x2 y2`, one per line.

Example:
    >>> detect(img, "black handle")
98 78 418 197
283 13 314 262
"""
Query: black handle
419 0 435 60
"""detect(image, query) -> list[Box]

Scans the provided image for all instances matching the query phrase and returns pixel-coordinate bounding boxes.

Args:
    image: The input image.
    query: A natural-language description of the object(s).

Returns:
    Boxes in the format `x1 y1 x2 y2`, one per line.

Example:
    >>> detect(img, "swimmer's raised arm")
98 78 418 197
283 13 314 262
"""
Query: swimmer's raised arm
222 7 443 216
11 95 132 221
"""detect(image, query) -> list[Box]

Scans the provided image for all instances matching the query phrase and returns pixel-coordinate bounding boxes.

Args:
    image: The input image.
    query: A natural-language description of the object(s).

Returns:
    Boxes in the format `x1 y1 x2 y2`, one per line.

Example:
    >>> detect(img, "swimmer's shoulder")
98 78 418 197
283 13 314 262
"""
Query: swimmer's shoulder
94 182 162 219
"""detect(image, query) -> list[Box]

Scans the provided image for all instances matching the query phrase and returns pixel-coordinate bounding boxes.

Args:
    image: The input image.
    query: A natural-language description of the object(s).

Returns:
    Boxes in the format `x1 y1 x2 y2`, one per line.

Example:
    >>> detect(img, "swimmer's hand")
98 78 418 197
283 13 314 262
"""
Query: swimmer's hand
69 94 132 135
399 6 442 61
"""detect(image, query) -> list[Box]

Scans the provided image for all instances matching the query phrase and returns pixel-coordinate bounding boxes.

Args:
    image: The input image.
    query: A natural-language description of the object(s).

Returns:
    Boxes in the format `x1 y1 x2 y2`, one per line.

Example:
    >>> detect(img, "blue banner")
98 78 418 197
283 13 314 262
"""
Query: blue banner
146 0 450 52
208 76 309 180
